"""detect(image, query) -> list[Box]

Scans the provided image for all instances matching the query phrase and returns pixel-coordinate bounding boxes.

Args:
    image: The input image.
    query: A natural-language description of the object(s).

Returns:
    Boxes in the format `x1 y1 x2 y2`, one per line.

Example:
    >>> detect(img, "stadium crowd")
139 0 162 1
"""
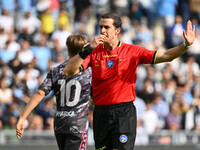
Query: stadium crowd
0 0 200 141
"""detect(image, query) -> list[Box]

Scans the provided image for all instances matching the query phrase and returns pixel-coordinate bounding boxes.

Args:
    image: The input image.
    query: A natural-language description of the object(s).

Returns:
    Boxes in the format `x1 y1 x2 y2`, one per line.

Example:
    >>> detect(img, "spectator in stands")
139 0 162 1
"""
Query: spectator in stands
53 52 67 67
135 119 149 146
165 101 182 130
0 64 14 88
167 15 186 48
16 0 33 13
161 79 177 104
0 0 15 14
40 8 54 39
145 65 162 93
109 0 129 16
49 0 60 23
17 27 35 45
177 0 190 25
6 33 21 53
151 92 169 129
129 1 143 23
31 34 51 74
191 83 200 131
74 0 91 24
90 0 109 35
36 97 55 126
3 115 18 129
57 8 70 31
156 0 178 29
51 23 71 51
0 9 14 34
27 114 44 131
138 0 158 28
0 77 13 105
140 100 160 134
0 41 16 64
119 16 133 44
16 11 42 35
8 51 24 74
17 62 41 96
1 102 20 127
135 21 153 48
12 74 31 105
18 40 34 65
44 117 54 130
134 96 146 120
181 101 196 131
0 28 8 49
137 78 155 103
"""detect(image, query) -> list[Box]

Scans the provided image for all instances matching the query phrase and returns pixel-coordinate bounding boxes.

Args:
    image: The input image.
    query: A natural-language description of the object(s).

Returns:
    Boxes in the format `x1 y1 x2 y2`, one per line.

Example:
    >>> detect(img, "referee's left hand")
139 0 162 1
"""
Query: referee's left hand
183 20 196 46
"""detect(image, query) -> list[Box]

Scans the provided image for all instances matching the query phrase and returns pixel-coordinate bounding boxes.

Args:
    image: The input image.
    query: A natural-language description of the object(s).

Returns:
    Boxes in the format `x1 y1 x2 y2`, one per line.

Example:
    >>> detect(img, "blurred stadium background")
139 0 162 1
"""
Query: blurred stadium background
0 0 200 150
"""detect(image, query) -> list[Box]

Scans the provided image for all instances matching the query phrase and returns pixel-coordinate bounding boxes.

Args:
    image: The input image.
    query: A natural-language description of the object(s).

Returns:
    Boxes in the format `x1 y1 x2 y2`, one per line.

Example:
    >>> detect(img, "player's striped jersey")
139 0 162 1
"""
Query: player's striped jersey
39 61 92 133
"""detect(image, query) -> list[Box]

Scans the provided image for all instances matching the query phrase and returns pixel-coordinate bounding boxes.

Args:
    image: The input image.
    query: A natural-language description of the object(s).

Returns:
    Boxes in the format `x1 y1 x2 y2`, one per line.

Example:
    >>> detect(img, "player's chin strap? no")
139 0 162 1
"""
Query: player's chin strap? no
79 43 93 59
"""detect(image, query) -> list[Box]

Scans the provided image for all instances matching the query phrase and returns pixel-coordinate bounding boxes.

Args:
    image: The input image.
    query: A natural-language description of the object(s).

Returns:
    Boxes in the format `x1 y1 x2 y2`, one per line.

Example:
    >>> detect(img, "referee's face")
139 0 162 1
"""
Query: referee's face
99 18 120 43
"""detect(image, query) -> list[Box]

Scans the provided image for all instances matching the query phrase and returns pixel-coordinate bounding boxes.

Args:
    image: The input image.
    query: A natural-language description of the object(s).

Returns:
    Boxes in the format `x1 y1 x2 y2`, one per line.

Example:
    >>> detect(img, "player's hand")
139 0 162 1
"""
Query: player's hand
90 34 107 49
16 118 25 139
183 20 196 46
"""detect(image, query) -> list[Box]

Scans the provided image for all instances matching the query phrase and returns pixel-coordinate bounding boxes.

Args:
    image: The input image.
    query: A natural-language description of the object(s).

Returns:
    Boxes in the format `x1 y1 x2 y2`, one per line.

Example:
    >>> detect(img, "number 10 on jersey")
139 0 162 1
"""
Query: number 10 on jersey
58 79 81 107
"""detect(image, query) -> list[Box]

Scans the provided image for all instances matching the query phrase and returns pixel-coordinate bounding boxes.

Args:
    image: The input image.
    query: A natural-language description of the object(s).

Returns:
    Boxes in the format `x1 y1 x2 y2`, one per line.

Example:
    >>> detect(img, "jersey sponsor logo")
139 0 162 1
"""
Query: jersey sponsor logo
119 134 128 143
107 60 114 68
56 111 75 117
103 54 118 58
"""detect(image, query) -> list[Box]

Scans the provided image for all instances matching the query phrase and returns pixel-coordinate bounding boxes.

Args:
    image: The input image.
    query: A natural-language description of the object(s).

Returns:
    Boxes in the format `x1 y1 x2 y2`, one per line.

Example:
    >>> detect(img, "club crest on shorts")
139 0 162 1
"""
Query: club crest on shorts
119 134 128 143
107 60 114 68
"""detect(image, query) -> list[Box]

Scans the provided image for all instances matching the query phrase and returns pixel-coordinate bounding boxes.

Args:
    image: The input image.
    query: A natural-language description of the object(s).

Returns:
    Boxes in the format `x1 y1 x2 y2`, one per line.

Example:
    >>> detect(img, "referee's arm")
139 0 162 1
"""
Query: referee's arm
64 54 84 77
155 20 195 64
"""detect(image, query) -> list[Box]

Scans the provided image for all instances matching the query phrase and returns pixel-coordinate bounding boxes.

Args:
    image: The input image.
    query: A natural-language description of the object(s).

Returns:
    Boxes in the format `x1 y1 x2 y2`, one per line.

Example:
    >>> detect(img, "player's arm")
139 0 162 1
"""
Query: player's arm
64 35 106 77
16 89 45 139
155 20 195 64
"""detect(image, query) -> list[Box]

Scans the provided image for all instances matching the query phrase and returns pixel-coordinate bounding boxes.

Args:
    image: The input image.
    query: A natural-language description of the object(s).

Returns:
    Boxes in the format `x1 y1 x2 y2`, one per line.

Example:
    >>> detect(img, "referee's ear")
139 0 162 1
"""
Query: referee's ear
115 27 121 35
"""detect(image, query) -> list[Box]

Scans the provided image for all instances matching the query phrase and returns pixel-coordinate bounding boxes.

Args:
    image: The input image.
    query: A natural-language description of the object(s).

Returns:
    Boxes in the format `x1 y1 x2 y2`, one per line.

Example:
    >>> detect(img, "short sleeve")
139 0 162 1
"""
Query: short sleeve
38 70 53 95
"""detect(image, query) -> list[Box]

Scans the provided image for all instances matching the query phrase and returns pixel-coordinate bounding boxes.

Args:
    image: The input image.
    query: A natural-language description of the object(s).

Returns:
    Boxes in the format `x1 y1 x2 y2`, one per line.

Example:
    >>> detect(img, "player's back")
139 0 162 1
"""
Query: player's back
40 61 92 133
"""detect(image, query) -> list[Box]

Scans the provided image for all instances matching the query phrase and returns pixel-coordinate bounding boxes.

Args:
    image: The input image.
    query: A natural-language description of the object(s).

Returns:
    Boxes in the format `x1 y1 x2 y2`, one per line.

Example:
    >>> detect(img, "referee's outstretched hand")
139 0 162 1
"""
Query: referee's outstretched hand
16 118 25 139
183 20 196 46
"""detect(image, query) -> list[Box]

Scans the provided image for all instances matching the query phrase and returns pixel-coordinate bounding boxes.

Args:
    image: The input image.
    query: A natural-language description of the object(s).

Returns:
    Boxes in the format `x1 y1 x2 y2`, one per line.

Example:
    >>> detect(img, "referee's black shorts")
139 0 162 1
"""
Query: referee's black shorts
93 101 137 150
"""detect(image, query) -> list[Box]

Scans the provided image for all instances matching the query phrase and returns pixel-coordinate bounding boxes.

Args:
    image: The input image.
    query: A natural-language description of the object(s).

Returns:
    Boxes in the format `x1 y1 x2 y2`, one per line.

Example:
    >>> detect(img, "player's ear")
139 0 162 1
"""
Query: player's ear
115 28 121 35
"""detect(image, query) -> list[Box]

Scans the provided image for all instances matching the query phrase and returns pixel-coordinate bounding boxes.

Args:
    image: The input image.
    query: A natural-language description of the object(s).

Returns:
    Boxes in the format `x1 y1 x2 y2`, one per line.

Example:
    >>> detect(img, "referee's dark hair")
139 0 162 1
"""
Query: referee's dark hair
66 34 88 57
101 12 122 29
